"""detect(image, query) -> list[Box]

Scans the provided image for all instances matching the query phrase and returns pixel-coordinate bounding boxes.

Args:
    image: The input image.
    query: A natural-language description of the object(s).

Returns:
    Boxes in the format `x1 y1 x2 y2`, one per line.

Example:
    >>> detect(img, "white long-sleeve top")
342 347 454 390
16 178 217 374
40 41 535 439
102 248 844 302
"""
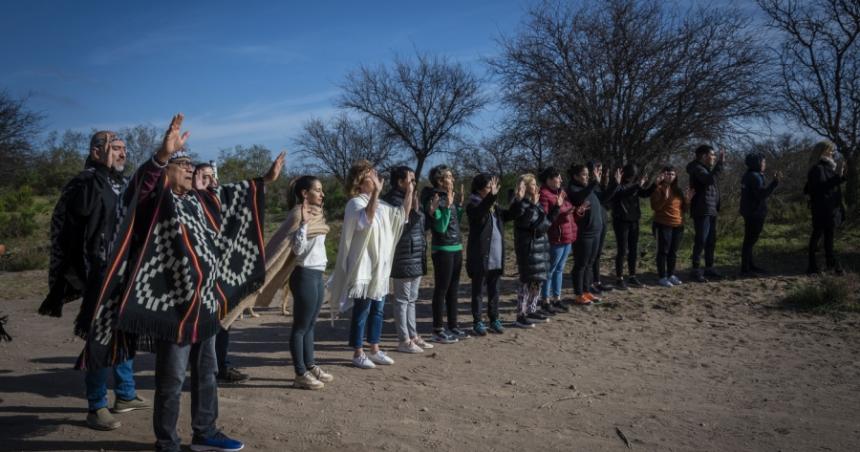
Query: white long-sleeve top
291 223 327 271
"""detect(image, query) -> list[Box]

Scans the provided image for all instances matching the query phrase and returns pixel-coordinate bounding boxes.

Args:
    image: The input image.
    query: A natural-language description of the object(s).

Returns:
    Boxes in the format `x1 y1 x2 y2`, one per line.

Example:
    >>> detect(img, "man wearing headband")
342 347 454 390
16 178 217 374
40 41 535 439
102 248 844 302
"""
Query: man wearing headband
80 114 285 452
39 130 150 431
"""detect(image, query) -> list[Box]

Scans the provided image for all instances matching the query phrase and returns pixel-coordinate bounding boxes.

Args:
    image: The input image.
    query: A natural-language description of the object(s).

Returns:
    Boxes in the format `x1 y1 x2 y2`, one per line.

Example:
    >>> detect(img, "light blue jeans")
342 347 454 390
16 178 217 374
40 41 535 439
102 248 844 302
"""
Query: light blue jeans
85 359 137 411
542 243 572 299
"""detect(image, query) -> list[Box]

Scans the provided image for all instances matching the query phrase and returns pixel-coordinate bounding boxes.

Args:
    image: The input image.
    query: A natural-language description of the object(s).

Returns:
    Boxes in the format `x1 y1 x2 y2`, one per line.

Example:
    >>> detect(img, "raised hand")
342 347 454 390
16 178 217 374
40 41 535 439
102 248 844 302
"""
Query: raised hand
614 167 622 185
430 193 441 212
372 170 385 194
556 189 566 207
156 113 191 163
576 200 591 216
491 176 500 195
838 160 846 177
515 180 526 200
593 166 603 184
263 151 286 184
685 187 695 203
639 176 647 187
655 173 665 185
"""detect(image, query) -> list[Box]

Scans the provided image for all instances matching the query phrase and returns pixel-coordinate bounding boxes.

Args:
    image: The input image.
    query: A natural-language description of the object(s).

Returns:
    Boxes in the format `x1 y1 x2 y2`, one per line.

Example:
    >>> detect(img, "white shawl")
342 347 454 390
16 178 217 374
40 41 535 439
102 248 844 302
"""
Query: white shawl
328 194 407 313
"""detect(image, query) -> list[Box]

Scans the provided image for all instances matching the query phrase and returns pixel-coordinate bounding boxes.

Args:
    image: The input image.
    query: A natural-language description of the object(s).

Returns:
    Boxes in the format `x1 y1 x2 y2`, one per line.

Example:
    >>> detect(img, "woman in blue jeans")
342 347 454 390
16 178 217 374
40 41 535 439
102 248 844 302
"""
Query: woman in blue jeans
329 160 413 369
538 167 576 313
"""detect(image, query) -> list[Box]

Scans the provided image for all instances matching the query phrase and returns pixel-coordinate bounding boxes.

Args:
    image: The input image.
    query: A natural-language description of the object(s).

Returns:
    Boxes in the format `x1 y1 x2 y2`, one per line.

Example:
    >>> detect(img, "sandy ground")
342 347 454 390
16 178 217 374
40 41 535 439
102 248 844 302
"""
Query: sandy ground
1 266 859 452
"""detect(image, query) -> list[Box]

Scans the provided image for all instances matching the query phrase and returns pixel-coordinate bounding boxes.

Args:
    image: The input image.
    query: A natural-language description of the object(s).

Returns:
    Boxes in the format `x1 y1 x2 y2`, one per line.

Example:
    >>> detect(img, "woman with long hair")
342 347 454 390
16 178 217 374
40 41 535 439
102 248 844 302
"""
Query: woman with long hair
329 160 413 369
286 175 332 389
805 140 847 275
650 166 693 287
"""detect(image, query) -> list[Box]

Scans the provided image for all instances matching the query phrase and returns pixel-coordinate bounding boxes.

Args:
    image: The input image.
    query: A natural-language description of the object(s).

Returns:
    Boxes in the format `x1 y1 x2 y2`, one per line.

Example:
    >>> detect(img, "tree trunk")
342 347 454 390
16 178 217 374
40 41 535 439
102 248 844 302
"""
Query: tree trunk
414 156 426 183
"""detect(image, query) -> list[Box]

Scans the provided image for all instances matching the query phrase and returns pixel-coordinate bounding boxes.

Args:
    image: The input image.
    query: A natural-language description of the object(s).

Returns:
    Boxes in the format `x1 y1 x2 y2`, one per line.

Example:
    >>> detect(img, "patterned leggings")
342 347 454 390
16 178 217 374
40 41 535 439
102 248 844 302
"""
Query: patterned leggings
516 282 542 316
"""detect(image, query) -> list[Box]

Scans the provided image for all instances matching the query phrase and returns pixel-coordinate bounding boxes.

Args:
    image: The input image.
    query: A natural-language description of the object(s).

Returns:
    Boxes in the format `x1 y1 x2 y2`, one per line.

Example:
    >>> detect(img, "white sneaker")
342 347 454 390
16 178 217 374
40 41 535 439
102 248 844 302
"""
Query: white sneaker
397 341 424 354
367 350 395 365
657 277 674 288
352 354 376 369
669 275 683 285
412 337 434 349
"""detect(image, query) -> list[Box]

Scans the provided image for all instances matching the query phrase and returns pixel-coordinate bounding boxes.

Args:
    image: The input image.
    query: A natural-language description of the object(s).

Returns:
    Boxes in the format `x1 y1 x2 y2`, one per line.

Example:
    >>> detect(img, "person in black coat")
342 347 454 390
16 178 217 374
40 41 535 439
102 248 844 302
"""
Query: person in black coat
805 141 847 275
511 174 561 328
739 153 780 276
686 144 725 282
586 160 621 294
608 163 655 289
465 173 518 335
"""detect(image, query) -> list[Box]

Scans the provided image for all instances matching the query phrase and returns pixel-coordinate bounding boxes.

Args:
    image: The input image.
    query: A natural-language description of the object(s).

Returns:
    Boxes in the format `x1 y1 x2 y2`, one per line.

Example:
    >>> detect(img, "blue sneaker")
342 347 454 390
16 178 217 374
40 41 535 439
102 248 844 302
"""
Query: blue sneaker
473 321 487 336
489 319 505 334
191 432 244 452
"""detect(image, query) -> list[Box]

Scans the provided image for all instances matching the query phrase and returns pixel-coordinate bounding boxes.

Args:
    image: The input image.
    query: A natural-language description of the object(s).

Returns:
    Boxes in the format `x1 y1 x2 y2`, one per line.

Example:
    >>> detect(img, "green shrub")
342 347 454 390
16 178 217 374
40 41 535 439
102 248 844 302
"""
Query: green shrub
782 276 859 314
0 245 49 272
0 211 37 239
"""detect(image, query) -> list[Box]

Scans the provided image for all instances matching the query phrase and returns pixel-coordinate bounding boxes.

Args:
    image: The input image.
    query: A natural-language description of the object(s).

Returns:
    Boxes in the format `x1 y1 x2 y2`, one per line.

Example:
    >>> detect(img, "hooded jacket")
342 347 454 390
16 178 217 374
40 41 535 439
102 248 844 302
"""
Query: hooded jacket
538 185 577 245
739 153 778 219
382 187 427 279
686 158 724 217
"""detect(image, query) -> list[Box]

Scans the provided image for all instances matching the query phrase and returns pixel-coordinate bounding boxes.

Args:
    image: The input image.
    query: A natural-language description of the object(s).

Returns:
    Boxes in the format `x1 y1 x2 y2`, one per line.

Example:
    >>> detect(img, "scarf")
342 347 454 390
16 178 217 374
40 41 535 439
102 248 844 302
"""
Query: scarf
328 194 406 312
77 164 266 370
221 204 329 328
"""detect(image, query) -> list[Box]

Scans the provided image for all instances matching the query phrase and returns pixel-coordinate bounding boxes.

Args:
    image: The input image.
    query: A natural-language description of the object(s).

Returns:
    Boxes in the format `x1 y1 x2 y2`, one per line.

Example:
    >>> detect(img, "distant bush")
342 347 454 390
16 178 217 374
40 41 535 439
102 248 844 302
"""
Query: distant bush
0 186 38 240
0 245 49 271
782 275 860 314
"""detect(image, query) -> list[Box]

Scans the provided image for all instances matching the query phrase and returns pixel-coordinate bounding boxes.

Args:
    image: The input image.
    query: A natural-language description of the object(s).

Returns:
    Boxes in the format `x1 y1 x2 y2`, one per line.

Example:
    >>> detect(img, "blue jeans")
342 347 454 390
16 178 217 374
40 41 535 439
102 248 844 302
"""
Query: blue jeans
543 243 571 299
348 298 384 349
154 335 219 452
692 215 717 271
85 359 137 411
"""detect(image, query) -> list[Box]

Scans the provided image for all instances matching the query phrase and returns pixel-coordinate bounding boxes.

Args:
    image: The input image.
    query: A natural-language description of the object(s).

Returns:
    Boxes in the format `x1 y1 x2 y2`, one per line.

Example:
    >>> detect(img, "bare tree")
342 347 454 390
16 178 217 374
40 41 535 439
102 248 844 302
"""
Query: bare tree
118 124 161 171
461 134 520 178
758 0 860 207
0 90 43 186
294 113 403 184
491 0 770 171
339 52 487 180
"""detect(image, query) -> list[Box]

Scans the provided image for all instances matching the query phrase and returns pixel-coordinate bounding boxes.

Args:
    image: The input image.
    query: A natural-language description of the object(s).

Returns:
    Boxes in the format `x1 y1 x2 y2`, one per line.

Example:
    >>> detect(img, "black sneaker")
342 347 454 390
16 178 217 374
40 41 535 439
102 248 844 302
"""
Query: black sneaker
551 300 570 313
615 278 629 290
691 271 708 283
449 328 471 340
595 282 614 292
431 329 458 344
588 285 603 295
627 275 643 287
703 268 722 279
540 303 558 316
527 312 549 323
514 315 535 328
217 367 250 384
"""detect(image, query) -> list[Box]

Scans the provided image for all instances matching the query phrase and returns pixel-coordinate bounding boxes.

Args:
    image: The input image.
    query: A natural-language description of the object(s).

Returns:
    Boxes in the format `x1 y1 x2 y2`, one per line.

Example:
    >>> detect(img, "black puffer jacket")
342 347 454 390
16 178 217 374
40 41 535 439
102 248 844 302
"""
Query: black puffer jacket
512 197 559 283
686 159 723 217
382 188 427 278
805 159 846 227
465 192 518 278
420 186 462 248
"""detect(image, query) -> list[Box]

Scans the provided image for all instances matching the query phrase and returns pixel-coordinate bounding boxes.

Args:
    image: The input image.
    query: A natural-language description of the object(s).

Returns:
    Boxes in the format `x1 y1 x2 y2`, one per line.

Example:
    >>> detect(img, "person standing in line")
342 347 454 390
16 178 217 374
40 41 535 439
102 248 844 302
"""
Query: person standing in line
537 167 575 312
381 166 433 353
566 164 602 305
510 174 562 327
651 167 694 287
739 154 780 276
585 160 621 294
329 160 413 369
608 163 655 290
805 140 847 275
686 144 725 283
421 165 468 343
465 173 517 336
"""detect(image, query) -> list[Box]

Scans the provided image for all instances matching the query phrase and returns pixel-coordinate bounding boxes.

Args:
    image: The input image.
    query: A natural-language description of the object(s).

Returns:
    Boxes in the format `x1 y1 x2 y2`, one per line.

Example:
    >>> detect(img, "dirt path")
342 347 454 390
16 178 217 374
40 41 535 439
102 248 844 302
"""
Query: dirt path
1 269 859 451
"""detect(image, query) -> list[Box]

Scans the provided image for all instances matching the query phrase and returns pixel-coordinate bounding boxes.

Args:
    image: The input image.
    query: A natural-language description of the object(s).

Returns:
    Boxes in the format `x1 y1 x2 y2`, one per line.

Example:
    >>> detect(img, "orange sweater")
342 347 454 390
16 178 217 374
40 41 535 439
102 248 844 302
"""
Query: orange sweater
651 185 684 227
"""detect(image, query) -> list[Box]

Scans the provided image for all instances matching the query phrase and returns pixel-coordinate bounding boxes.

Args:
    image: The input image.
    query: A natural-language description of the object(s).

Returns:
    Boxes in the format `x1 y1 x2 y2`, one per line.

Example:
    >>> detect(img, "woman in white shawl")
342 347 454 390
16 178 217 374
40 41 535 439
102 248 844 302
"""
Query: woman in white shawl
329 160 413 369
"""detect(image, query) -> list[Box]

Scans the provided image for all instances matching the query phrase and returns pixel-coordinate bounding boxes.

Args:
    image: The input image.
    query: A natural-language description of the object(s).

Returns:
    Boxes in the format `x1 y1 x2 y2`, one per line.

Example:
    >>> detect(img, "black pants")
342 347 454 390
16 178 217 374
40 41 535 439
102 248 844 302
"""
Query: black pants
431 250 462 330
691 215 717 272
288 266 324 376
214 327 229 376
656 224 684 278
741 216 765 272
592 222 607 283
571 234 599 295
808 221 837 271
471 269 501 323
613 219 640 277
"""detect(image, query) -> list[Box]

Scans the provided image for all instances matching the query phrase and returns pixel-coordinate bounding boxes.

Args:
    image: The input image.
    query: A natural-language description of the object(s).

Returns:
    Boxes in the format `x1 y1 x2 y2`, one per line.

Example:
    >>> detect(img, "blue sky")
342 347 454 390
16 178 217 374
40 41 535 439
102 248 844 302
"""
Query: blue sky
1 0 763 165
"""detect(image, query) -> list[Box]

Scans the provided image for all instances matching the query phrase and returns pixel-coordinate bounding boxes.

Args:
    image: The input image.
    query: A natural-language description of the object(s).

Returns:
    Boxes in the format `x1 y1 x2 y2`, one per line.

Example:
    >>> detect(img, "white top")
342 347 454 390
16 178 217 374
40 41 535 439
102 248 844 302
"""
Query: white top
291 223 327 271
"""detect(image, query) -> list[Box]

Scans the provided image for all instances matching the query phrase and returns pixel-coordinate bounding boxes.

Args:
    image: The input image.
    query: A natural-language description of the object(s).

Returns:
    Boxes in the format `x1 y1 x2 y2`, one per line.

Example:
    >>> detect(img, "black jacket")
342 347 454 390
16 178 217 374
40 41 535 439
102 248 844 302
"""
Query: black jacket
805 159 846 227
739 154 778 219
512 197 559 283
686 159 723 217
566 180 609 237
382 188 427 278
465 192 517 278
421 186 462 249
609 180 656 222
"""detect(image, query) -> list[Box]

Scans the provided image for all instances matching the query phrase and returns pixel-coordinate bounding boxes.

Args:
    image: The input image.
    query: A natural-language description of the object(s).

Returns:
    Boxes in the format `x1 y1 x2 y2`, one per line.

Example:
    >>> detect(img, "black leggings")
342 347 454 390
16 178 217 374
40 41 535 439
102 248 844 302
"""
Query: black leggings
808 222 837 270
431 250 462 330
613 219 640 277
571 234 599 295
288 266 324 376
741 216 764 271
656 223 683 278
